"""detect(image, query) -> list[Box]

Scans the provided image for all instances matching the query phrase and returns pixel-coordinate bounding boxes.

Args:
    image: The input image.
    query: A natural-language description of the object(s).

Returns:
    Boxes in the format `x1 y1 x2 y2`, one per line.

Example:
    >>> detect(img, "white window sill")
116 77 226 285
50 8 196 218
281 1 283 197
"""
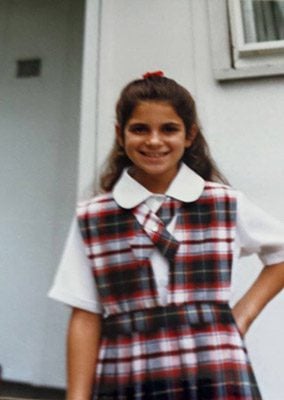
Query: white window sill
214 63 284 81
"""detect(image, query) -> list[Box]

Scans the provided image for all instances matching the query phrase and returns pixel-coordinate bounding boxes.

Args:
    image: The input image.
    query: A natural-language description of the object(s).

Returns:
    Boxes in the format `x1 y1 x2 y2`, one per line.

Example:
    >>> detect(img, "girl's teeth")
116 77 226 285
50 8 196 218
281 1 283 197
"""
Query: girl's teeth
144 153 166 157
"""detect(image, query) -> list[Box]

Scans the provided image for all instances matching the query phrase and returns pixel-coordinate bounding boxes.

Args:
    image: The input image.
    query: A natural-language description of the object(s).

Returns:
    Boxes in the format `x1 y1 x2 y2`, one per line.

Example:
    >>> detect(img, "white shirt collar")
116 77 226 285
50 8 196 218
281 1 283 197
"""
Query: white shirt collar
113 163 205 209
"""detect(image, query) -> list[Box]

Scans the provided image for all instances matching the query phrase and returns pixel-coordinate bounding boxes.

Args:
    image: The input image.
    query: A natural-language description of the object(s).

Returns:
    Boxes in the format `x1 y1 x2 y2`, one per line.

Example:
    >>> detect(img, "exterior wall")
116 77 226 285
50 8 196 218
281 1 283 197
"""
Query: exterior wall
0 0 84 387
87 1 283 399
2 0 283 396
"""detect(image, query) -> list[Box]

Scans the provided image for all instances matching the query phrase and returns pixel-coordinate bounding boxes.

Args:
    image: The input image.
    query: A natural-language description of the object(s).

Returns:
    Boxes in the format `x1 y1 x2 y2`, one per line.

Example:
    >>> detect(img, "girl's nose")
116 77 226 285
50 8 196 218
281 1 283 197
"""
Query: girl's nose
146 131 162 145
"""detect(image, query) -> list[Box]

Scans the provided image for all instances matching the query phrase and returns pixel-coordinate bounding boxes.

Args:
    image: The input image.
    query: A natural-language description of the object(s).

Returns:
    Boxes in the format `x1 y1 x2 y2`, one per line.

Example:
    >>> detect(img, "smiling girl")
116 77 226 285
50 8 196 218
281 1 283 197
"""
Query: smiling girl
49 72 284 399
117 101 193 193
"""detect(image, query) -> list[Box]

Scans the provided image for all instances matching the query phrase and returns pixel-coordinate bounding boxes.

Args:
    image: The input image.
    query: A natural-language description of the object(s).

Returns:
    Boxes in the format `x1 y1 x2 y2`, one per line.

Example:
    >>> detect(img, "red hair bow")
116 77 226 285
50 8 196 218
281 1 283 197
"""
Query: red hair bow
142 70 164 79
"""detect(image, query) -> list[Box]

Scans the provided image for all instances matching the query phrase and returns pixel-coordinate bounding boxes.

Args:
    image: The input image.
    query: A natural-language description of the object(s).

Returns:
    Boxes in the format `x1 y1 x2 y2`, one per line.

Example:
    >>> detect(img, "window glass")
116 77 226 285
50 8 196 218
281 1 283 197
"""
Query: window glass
241 0 284 43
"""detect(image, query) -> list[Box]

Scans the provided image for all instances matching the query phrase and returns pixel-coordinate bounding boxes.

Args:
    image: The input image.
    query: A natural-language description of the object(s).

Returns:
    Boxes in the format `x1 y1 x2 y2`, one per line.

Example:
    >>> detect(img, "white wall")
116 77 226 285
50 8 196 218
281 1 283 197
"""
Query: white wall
0 0 84 387
3 0 282 394
88 1 284 399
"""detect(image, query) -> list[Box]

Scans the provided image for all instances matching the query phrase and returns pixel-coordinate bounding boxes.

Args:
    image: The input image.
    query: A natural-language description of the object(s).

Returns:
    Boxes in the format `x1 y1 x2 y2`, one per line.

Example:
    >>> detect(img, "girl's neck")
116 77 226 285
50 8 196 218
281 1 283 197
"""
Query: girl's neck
129 167 177 194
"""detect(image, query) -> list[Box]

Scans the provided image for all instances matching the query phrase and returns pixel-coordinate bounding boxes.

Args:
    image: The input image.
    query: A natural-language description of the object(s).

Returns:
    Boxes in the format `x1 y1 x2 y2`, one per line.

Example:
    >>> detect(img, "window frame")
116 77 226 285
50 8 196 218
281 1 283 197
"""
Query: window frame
207 0 284 81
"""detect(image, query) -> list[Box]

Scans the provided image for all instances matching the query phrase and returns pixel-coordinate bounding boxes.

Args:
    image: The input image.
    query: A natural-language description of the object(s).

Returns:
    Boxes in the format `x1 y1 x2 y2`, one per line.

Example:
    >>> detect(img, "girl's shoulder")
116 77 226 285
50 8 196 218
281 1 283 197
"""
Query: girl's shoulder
77 192 118 218
203 180 238 199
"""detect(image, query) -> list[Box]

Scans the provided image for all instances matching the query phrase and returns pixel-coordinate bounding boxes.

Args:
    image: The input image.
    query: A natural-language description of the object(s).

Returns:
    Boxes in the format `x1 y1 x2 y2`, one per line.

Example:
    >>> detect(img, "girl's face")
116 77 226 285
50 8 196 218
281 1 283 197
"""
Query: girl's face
117 101 195 193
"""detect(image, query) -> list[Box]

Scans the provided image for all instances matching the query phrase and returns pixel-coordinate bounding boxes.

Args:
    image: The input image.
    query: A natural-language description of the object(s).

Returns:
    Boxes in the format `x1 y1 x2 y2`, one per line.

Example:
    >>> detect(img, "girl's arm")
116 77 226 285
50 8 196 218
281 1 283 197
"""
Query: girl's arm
232 261 284 336
67 308 102 400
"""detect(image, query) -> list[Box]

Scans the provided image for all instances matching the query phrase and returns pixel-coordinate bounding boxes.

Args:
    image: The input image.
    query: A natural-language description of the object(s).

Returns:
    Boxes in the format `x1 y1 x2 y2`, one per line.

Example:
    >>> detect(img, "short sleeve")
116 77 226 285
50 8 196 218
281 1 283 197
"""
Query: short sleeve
48 218 102 314
236 191 284 265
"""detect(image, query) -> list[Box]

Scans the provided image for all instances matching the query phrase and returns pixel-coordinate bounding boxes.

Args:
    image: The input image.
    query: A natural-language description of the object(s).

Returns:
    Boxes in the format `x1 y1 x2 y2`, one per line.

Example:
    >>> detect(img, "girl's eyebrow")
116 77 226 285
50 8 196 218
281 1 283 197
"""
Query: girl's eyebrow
127 122 148 129
128 120 182 126
128 121 148 125
163 121 183 126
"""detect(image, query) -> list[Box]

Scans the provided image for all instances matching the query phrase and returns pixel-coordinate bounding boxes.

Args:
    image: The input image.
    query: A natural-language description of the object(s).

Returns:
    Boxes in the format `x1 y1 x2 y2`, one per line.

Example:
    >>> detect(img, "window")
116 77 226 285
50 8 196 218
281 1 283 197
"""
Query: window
208 0 284 80
240 0 284 43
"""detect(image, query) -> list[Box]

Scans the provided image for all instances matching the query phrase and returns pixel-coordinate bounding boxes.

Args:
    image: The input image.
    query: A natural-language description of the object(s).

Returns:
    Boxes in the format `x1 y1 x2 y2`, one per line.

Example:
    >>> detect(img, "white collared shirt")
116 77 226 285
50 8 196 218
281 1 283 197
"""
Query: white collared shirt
48 164 284 314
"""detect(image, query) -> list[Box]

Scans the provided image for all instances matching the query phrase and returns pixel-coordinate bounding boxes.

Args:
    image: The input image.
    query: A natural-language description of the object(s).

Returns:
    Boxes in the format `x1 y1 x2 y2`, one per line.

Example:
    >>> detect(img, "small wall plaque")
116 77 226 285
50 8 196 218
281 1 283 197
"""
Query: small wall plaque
16 58 42 78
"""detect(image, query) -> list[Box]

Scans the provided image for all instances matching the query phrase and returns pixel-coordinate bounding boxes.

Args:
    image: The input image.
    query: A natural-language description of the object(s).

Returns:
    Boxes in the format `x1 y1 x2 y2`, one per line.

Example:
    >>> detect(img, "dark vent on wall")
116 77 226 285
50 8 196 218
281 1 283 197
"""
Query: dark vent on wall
16 58 42 78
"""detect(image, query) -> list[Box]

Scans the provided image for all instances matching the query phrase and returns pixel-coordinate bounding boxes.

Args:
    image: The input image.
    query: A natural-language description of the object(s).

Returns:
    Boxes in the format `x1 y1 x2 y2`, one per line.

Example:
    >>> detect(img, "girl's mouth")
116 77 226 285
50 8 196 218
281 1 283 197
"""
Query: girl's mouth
140 151 169 158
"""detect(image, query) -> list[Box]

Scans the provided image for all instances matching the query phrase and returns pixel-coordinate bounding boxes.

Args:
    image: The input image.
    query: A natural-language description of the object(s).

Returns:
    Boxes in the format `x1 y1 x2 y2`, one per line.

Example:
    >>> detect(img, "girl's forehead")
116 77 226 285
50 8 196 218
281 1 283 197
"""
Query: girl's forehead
129 101 180 121
134 100 172 110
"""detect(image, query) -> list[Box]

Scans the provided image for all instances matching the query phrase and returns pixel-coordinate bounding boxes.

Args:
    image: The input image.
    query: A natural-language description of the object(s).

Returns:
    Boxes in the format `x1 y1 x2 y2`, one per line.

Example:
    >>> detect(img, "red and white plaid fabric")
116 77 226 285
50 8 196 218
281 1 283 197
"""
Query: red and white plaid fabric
77 182 262 399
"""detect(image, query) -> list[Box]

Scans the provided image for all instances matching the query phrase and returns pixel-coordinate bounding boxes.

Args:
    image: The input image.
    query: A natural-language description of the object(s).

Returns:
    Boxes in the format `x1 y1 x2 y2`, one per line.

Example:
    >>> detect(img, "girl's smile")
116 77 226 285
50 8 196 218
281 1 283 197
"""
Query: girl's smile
117 101 194 192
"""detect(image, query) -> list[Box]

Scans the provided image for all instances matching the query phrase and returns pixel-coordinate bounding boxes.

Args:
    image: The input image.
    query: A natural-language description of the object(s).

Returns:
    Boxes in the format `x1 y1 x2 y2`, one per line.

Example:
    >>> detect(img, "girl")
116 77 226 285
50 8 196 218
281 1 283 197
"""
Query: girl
49 72 284 400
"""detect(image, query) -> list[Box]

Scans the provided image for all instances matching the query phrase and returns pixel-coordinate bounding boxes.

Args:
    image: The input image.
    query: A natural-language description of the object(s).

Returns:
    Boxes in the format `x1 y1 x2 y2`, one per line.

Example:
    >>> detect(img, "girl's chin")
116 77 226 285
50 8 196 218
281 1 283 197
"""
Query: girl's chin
138 153 171 165
133 165 177 179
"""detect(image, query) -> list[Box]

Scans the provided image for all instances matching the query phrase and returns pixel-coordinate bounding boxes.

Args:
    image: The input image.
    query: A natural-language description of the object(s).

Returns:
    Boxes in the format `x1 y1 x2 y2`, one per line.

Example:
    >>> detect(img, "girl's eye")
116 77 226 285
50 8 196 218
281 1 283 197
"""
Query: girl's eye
129 125 147 134
163 125 179 133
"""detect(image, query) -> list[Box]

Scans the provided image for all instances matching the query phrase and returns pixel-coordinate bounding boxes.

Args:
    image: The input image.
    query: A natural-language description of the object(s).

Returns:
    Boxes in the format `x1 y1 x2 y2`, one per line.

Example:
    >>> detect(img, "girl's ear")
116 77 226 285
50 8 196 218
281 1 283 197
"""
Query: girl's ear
185 123 198 148
115 124 124 146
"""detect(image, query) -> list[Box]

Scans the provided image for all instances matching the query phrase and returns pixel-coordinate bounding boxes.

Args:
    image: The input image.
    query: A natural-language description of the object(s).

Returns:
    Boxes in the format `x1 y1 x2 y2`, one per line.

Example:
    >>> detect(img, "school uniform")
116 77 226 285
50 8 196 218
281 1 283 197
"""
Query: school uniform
49 163 284 400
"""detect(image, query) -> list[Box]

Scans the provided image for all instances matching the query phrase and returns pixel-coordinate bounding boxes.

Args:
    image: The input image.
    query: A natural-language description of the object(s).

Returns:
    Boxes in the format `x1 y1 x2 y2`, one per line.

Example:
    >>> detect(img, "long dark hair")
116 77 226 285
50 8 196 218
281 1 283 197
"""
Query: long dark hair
99 75 227 192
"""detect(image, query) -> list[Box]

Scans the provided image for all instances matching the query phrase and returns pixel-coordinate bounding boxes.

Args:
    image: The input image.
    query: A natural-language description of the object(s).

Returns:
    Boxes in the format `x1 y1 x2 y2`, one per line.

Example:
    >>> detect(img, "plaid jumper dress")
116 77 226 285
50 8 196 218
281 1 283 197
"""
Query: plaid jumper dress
77 182 262 400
